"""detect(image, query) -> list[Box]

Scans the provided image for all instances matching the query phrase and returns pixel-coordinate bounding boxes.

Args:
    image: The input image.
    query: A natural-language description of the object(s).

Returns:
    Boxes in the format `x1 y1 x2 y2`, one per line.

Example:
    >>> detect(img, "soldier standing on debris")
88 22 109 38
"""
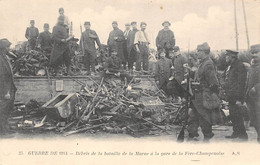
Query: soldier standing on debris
36 23 53 53
156 21 175 59
171 46 188 84
127 21 139 72
80 21 102 75
50 16 71 76
134 22 150 72
123 23 131 69
0 39 16 135
25 20 39 51
246 44 260 143
107 21 125 68
58 8 71 34
187 42 221 142
223 50 248 141
155 49 173 92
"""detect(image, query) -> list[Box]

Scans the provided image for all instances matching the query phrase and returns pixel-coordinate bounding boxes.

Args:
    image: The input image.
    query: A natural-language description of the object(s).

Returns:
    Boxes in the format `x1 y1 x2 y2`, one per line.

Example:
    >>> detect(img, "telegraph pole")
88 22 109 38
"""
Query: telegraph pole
241 0 250 50
234 0 239 50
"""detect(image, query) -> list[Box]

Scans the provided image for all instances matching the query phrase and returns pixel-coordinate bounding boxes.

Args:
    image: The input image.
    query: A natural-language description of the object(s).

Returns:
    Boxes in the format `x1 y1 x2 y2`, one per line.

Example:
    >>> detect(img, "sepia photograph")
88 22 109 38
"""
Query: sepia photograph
0 0 260 164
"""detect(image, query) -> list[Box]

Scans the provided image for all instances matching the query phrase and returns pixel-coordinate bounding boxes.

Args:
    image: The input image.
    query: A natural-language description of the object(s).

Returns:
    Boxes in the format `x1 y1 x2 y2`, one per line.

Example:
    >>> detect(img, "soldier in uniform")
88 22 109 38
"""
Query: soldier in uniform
246 44 260 143
107 21 125 67
80 21 102 75
156 21 175 59
172 46 188 84
25 20 39 51
36 23 53 53
223 50 248 140
187 42 221 142
155 49 173 92
50 16 71 76
0 39 16 135
127 21 139 71
58 8 71 34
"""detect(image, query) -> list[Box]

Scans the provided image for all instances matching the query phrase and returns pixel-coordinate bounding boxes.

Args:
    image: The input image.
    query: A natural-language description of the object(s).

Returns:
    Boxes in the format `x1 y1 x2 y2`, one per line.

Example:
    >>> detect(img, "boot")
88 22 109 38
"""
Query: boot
203 133 214 142
244 121 250 130
238 133 248 141
225 133 239 139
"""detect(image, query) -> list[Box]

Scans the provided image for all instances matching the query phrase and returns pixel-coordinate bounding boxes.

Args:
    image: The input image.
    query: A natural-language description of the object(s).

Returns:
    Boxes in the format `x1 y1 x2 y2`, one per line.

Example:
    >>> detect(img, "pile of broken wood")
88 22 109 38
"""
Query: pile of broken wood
9 77 185 137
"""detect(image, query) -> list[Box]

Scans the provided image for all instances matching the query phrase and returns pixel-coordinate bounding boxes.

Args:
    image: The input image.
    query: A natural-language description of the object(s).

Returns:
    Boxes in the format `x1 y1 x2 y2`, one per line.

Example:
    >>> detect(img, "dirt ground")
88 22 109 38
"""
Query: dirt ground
1 125 258 143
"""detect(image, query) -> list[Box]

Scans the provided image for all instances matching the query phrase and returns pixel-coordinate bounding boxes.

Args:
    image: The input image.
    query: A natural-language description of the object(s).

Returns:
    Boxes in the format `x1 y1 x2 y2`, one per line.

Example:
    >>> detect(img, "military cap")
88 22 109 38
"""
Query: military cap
225 49 239 57
44 23 49 28
30 20 35 23
173 46 180 52
131 21 137 25
140 22 147 26
58 15 65 21
112 21 118 25
59 8 64 12
0 38 12 49
162 21 171 26
84 21 91 25
197 42 210 53
250 44 260 54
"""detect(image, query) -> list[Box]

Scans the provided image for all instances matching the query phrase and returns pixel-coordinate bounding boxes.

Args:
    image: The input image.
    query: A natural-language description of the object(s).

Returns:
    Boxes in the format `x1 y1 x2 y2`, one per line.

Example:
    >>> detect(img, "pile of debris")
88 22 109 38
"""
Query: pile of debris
10 50 50 76
9 78 185 137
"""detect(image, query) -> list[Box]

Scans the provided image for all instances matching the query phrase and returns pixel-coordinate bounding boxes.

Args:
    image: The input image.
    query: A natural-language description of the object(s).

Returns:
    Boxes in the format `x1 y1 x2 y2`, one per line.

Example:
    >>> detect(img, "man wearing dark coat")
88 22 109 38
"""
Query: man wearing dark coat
50 16 71 75
127 21 139 71
123 23 131 69
0 39 16 135
25 20 39 51
156 21 175 59
155 49 173 92
80 21 102 75
36 23 53 53
223 50 248 140
107 21 125 68
172 46 188 84
187 42 222 142
246 44 260 143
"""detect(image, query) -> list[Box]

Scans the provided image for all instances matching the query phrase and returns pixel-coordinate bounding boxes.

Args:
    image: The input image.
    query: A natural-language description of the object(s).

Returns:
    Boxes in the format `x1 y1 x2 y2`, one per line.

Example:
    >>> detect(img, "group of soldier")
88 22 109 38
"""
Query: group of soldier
0 7 260 143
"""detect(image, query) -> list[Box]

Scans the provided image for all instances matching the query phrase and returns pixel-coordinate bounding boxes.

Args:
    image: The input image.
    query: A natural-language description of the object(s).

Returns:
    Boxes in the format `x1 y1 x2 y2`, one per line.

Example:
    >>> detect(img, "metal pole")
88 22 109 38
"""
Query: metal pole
234 0 239 50
241 0 250 50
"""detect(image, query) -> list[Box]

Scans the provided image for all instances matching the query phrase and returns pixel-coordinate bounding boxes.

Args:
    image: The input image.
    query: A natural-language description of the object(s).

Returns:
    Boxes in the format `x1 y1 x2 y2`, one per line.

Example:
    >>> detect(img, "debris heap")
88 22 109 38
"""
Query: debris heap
9 77 186 137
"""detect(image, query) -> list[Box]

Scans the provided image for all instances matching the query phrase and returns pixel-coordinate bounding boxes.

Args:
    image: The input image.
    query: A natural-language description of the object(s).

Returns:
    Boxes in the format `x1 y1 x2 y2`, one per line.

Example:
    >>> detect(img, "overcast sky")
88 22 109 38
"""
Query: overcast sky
0 0 259 50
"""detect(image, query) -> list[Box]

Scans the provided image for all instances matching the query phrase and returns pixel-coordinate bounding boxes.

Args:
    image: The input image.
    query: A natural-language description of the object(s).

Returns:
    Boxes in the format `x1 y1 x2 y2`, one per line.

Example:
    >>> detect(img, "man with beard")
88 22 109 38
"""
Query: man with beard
0 39 16 135
187 42 221 142
25 20 39 51
80 21 102 75
134 22 150 71
156 21 175 59
36 23 53 53
50 16 71 76
223 50 248 141
127 21 139 72
246 44 260 143
107 21 125 68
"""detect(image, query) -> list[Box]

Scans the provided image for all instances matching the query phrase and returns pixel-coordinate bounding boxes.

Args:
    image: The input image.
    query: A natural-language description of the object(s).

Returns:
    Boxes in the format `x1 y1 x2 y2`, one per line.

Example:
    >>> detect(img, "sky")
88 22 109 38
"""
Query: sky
0 0 259 50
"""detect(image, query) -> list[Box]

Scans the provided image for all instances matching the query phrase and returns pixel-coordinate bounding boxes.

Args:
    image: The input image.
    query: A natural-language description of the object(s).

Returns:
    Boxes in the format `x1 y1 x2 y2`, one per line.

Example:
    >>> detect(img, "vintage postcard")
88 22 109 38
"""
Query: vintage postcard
0 0 260 164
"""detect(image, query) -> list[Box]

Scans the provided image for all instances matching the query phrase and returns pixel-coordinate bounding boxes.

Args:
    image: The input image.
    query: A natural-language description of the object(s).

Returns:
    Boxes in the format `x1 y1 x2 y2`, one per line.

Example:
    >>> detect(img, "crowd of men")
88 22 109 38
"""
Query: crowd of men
0 7 260 143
